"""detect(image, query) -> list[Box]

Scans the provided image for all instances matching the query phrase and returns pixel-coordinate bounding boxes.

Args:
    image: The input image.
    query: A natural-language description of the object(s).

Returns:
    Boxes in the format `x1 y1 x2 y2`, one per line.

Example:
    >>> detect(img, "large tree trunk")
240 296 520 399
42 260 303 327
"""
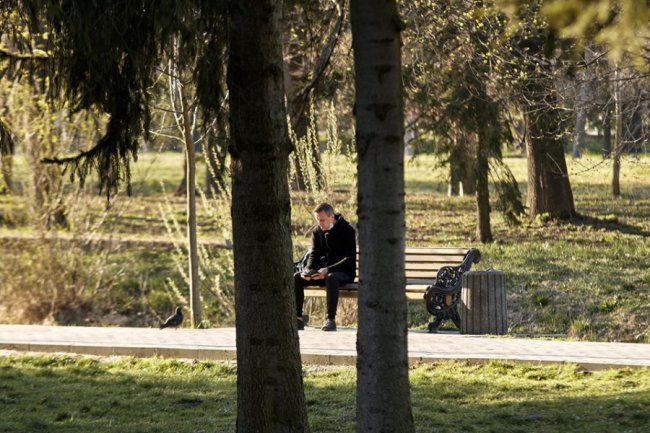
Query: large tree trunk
350 1 415 432
475 131 492 243
227 1 309 432
524 88 576 220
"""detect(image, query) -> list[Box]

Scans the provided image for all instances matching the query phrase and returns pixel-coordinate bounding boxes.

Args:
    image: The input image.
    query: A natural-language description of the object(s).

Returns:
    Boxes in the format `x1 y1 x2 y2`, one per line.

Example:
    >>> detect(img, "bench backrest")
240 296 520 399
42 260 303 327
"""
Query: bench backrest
403 247 470 283
304 247 474 298
352 247 470 284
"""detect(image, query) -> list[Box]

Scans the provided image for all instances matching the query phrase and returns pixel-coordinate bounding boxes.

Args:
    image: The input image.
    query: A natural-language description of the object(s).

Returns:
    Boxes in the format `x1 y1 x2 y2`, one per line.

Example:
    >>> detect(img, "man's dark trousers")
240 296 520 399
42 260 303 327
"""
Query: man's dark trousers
294 271 354 320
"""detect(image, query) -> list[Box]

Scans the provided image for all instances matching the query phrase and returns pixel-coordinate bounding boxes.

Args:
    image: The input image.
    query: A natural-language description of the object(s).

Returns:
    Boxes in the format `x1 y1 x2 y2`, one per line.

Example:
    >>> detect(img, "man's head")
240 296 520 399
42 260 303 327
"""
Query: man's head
314 203 336 231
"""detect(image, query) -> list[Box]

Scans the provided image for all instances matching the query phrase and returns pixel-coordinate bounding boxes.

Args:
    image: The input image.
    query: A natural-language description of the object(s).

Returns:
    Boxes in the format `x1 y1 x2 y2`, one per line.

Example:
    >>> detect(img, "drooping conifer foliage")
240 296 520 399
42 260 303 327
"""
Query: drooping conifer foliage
3 0 226 199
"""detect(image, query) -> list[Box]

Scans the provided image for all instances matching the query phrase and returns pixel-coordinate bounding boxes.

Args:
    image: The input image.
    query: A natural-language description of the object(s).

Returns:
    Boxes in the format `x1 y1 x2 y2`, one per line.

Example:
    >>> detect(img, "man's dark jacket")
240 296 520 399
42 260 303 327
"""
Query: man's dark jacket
306 214 356 277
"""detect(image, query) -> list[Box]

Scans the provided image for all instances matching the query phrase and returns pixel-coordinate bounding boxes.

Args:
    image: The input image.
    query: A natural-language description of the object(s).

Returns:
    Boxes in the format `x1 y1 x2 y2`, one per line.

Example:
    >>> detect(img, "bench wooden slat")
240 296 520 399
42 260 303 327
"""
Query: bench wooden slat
304 288 428 300
405 262 466 270
405 270 444 278
333 277 439 283
304 280 435 298
359 252 467 259
405 247 469 255
354 248 468 255
353 258 466 268
403 254 468 263
357 249 467 256
405 279 437 285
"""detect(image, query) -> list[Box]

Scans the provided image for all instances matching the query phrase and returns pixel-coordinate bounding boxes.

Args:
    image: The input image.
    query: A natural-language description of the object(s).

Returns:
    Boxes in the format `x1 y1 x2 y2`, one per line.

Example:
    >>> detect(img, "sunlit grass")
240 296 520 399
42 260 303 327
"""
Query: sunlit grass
1 353 649 433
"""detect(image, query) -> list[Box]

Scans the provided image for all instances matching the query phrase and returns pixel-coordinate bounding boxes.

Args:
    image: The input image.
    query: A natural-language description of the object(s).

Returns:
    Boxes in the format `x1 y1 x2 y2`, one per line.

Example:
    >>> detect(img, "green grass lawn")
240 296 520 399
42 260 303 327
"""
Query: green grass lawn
1 353 649 433
1 151 648 341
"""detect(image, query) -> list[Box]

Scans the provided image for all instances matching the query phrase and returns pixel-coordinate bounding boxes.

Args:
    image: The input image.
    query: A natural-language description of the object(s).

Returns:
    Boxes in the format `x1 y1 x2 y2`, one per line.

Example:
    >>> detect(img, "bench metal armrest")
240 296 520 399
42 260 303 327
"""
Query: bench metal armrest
423 248 481 331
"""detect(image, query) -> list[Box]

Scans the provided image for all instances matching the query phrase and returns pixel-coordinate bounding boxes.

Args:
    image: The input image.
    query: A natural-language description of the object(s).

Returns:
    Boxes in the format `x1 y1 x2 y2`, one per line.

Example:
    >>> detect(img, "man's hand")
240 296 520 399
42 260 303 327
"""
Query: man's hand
311 268 328 280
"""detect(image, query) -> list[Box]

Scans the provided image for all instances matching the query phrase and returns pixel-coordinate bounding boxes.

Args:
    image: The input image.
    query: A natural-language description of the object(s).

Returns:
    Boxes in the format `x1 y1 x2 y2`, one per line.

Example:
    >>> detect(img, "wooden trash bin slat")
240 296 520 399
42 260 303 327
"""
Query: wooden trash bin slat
460 270 507 335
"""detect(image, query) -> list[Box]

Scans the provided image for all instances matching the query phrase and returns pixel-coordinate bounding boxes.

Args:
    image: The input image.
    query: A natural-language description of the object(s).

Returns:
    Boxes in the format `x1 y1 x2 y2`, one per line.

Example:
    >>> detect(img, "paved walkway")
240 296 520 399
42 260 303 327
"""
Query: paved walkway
1 324 649 371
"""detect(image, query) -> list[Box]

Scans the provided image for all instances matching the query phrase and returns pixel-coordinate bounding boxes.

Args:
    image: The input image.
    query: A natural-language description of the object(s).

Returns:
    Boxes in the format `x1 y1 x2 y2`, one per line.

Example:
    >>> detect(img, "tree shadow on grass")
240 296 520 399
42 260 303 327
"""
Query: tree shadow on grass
303 363 650 433
0 357 237 433
570 214 650 238
2 356 649 433
409 375 650 433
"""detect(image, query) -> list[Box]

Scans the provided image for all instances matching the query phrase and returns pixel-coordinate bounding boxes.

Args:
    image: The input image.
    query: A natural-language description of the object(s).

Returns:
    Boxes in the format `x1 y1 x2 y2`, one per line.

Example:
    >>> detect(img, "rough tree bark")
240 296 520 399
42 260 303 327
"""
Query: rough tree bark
524 84 576 220
227 1 309 432
475 131 492 243
350 1 415 432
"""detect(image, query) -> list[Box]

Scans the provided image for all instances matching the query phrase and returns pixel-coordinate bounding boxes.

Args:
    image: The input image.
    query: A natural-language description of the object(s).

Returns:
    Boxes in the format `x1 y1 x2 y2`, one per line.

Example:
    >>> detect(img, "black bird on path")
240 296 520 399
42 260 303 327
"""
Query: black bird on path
160 306 183 329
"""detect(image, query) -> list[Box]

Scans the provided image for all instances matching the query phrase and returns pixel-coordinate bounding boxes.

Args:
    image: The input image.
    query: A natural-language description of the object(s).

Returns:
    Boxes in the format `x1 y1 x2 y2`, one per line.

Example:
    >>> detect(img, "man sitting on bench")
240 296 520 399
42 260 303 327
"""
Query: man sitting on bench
294 203 356 332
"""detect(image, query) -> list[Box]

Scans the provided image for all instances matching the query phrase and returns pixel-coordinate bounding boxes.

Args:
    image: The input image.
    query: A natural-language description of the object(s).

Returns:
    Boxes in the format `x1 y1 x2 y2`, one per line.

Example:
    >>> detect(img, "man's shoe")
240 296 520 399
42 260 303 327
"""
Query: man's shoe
297 314 309 331
321 318 336 331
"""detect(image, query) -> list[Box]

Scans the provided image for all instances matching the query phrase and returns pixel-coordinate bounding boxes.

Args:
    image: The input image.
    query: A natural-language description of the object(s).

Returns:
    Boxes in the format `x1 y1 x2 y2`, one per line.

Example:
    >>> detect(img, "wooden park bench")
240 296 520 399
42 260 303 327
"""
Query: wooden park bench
303 247 481 332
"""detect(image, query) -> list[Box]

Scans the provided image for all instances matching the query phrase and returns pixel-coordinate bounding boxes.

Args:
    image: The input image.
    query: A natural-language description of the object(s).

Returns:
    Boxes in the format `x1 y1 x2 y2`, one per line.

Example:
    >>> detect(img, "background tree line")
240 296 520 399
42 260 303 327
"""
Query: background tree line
0 1 648 432
2 1 648 241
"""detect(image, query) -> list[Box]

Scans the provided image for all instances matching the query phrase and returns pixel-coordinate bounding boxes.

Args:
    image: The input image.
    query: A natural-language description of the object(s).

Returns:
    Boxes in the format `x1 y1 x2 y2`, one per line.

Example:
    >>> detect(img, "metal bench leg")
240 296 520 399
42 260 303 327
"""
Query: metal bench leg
427 316 443 333
450 309 461 329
